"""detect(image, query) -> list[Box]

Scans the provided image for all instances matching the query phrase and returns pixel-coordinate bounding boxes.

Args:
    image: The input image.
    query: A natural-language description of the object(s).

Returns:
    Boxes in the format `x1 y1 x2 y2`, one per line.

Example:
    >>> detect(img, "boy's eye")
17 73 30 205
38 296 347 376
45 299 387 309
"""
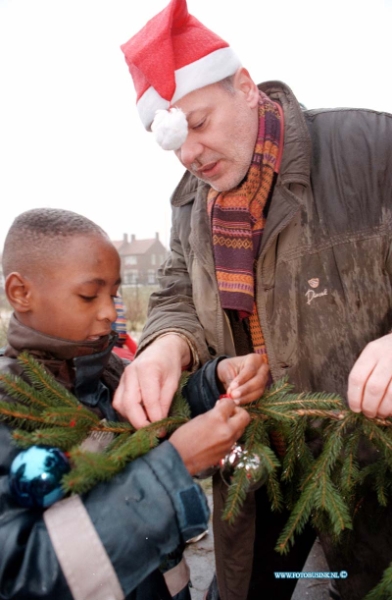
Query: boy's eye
79 295 97 302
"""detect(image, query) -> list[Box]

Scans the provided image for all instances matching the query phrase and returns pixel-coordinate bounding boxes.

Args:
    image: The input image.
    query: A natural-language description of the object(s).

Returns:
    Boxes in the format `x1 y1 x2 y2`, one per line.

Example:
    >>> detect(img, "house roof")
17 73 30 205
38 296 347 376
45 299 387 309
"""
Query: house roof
112 240 124 251
115 238 162 256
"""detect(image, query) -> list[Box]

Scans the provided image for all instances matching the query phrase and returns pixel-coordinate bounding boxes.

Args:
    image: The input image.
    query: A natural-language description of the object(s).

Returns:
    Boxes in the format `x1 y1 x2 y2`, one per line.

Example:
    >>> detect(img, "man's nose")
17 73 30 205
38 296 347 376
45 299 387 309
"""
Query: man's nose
177 135 203 168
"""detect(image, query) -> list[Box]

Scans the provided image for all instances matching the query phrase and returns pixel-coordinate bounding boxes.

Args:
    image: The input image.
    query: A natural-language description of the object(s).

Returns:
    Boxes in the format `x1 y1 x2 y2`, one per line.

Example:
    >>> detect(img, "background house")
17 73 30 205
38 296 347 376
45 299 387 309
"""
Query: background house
0 254 3 292
114 232 168 286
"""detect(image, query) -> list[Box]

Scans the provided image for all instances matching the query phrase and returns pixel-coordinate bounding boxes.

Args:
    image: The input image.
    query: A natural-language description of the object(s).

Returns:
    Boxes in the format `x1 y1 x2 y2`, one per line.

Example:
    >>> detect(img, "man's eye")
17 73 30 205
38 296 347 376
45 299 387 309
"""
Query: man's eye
80 295 97 302
193 119 205 130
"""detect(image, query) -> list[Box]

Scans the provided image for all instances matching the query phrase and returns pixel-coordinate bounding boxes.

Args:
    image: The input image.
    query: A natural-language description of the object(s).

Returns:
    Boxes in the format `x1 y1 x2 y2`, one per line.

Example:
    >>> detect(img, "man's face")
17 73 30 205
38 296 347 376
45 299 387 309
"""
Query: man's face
25 234 121 342
174 69 259 192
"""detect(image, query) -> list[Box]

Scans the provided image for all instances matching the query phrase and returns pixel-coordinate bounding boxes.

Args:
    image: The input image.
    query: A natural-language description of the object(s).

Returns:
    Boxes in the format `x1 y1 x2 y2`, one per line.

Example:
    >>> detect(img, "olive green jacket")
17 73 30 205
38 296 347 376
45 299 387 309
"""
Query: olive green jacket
140 80 392 400
139 81 392 600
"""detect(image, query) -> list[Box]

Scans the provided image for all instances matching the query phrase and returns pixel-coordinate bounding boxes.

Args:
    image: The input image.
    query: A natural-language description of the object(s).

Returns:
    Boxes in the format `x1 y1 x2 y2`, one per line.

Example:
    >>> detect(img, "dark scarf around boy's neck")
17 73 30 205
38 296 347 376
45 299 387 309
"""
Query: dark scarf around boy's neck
4 314 124 420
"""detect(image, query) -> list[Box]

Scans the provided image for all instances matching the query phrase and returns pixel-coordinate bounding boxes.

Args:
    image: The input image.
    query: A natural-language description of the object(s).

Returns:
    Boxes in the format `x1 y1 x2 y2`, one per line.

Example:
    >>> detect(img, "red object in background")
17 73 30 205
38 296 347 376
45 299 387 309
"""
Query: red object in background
112 334 138 362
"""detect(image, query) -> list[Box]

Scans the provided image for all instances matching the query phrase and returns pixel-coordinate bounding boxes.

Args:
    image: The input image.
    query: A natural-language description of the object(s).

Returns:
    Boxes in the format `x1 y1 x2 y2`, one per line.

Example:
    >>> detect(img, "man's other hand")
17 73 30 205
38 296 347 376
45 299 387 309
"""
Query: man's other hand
113 334 191 428
217 353 269 405
348 333 392 418
169 397 250 476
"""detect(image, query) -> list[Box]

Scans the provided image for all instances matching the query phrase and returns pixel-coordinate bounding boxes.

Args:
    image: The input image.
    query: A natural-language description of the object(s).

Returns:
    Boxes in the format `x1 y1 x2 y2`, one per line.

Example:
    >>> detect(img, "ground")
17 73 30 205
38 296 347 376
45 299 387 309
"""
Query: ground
184 479 330 600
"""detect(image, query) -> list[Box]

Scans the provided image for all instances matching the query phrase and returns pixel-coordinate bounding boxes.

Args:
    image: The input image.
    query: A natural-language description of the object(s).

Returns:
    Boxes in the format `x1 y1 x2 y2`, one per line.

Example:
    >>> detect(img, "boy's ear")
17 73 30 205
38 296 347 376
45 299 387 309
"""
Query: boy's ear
5 272 33 313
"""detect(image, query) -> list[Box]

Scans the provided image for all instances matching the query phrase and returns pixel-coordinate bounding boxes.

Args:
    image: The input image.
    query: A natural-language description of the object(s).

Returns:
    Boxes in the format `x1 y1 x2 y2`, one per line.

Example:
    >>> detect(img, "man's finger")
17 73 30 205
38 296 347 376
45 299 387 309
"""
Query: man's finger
377 379 392 417
347 355 376 413
136 370 165 423
159 372 183 417
361 362 392 418
113 369 151 428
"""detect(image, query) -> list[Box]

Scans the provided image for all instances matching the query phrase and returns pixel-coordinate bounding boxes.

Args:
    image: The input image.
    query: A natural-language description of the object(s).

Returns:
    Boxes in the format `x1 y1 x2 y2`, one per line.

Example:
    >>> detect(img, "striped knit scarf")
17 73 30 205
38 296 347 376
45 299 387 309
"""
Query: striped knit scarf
207 91 282 357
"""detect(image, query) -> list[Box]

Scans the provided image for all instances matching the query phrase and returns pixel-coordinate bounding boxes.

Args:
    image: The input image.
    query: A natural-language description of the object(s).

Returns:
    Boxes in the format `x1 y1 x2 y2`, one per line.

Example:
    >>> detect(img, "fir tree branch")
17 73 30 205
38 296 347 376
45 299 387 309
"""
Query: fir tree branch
365 564 392 600
18 352 78 408
0 374 49 409
221 462 253 523
13 426 87 450
0 400 48 430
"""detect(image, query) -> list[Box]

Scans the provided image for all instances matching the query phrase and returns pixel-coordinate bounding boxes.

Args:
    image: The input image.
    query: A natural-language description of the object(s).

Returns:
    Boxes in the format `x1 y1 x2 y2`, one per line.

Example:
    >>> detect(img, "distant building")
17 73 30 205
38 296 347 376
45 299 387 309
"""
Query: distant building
113 233 168 286
0 254 3 291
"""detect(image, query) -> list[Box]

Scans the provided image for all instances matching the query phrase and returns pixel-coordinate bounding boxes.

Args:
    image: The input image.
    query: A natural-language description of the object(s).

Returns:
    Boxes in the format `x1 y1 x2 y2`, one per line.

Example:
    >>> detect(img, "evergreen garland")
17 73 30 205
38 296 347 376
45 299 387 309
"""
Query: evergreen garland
1 352 392 598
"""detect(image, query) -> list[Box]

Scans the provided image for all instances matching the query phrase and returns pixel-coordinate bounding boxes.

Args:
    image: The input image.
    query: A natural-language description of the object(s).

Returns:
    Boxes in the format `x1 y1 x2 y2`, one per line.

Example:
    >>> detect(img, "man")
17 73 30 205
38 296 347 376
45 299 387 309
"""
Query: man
114 0 392 598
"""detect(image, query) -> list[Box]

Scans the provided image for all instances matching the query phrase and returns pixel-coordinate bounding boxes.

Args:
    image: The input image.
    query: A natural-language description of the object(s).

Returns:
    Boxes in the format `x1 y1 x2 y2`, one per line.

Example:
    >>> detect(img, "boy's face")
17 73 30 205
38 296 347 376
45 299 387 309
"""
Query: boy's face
24 234 121 342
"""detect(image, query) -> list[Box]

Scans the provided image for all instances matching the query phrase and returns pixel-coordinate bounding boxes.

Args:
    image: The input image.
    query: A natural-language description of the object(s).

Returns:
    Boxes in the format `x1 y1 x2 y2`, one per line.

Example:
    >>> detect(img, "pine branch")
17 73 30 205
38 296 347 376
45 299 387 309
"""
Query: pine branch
4 352 392 598
221 461 253 523
365 564 392 600
42 405 101 428
13 426 87 450
0 400 48 430
18 352 78 408
0 374 50 409
63 427 161 494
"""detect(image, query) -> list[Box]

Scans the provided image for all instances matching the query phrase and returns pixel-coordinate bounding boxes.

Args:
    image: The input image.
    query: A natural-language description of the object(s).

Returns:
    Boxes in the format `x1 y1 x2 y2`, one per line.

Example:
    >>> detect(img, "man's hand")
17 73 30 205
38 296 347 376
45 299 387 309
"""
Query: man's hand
217 354 269 405
169 397 250 476
112 334 191 428
348 333 392 418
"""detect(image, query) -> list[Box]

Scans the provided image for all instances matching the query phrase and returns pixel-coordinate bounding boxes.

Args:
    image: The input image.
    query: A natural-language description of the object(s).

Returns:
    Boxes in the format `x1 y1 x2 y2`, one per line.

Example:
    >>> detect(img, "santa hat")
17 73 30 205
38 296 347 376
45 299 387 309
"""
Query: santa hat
120 0 241 150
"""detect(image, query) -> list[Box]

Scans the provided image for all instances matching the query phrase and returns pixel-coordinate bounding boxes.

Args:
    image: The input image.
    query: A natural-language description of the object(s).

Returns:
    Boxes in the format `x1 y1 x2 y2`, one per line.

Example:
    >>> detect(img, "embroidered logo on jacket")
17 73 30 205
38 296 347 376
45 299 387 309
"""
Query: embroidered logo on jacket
305 278 328 305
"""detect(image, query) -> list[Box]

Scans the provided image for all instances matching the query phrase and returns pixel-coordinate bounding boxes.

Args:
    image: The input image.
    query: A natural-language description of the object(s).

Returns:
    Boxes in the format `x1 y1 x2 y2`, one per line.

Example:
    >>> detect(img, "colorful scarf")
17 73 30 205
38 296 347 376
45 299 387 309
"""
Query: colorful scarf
207 92 282 357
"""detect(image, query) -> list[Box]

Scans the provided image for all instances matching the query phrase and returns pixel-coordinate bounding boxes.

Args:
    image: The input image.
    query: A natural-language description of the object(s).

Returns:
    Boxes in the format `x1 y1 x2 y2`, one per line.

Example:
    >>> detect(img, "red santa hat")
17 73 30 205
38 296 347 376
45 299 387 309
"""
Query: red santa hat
120 0 241 150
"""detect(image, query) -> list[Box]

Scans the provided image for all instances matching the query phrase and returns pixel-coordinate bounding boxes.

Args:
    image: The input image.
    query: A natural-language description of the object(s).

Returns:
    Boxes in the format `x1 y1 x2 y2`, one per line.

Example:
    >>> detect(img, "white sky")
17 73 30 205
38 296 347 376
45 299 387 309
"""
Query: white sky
0 0 391 251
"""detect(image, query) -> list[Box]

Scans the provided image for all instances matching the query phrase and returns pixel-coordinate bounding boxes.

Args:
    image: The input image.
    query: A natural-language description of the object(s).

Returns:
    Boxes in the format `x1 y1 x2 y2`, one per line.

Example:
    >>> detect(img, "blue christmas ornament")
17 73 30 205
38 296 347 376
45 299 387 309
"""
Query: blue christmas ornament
9 446 70 508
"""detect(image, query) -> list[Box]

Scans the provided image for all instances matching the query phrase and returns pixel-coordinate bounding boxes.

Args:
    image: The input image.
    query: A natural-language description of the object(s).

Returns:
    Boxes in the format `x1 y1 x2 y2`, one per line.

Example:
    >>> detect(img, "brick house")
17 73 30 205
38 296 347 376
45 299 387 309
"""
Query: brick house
114 233 168 286
0 254 3 292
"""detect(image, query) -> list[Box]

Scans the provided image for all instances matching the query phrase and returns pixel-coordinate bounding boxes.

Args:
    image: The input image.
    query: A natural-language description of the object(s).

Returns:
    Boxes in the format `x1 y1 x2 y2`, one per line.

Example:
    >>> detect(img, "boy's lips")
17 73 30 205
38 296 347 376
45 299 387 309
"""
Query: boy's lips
86 332 110 341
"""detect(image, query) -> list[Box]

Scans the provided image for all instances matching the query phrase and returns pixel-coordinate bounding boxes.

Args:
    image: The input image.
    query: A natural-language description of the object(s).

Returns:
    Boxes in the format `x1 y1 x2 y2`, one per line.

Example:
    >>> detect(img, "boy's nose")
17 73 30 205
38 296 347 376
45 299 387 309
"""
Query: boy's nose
100 298 118 324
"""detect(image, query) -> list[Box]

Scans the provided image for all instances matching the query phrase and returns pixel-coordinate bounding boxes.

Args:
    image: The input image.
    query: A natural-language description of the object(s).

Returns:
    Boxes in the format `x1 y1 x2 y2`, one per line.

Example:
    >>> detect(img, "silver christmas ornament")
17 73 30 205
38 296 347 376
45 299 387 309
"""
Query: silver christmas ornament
219 444 268 491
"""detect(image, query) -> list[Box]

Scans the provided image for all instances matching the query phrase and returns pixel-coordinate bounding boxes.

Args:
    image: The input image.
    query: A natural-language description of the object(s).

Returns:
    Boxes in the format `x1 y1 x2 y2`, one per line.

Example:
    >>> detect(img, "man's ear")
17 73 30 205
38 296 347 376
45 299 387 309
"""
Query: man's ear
5 272 33 313
234 68 259 109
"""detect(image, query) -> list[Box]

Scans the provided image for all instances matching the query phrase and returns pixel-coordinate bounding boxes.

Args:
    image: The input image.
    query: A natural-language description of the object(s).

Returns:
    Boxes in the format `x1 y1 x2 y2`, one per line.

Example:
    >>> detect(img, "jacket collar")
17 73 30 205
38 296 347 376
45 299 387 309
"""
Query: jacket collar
5 314 116 361
259 80 311 186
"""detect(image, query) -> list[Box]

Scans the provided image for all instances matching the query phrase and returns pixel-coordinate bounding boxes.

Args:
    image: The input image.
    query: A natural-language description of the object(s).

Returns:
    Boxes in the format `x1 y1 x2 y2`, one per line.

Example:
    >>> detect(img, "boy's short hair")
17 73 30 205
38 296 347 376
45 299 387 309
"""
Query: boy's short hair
2 208 108 278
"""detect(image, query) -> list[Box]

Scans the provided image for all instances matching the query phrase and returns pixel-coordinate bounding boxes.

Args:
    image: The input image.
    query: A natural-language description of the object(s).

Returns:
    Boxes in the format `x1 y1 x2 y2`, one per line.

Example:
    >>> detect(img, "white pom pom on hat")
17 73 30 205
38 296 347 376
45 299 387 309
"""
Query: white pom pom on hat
120 0 241 138
151 108 188 151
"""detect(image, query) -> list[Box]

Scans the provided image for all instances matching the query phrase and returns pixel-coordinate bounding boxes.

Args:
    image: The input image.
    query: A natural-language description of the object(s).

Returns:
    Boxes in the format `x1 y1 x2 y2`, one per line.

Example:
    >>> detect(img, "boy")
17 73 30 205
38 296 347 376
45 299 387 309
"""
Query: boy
0 208 265 600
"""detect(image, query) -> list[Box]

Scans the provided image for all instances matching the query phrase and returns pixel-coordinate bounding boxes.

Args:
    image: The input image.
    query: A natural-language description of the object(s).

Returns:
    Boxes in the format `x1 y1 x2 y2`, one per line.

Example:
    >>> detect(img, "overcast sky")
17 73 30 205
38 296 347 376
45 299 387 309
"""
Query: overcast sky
0 0 391 251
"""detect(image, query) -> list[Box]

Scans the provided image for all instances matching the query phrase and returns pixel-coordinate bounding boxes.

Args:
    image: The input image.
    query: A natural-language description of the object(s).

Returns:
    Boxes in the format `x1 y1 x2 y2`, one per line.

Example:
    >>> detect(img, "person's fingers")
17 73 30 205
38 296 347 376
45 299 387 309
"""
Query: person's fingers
230 406 251 432
229 364 269 403
213 396 238 419
216 359 238 390
231 356 261 386
136 367 166 423
348 334 392 416
159 369 183 417
361 362 392 418
113 365 151 428
376 378 392 417
347 354 376 413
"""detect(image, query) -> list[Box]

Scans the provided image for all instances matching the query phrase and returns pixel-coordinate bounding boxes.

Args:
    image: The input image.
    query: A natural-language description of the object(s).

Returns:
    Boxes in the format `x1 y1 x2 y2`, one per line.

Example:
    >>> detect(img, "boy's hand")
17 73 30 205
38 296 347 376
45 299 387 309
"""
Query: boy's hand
217 354 269 405
169 398 250 476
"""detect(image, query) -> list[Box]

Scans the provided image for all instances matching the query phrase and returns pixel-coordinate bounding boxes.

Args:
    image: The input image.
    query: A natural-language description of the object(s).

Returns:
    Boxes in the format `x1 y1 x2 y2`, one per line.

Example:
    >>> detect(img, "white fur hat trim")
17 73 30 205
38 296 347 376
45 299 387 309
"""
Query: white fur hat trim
151 107 188 151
